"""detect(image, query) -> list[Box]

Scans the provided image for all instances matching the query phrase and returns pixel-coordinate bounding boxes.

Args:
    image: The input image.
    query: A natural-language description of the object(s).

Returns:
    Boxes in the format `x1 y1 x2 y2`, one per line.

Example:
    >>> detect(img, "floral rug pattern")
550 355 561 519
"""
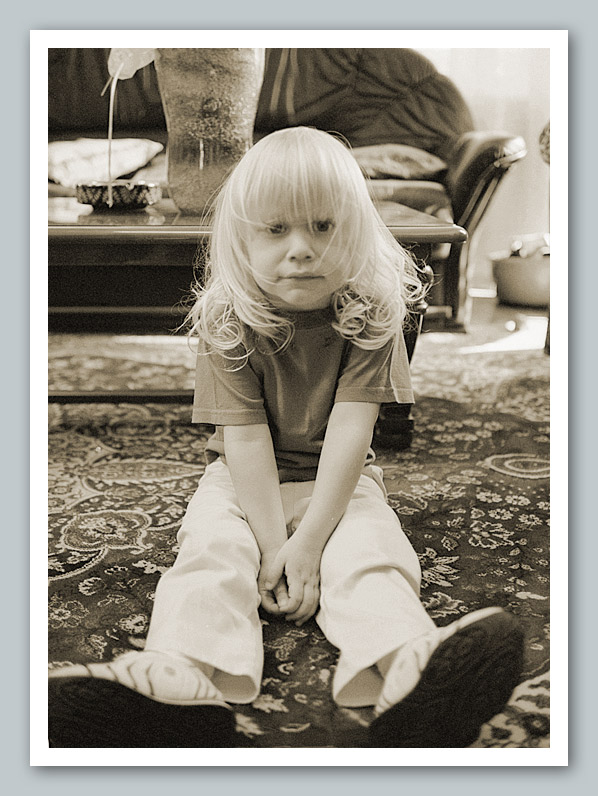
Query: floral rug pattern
48 327 550 747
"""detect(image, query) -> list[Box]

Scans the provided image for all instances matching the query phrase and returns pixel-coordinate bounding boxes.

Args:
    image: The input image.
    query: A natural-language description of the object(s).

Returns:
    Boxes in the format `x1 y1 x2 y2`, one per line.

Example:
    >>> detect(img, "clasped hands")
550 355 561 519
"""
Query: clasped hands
258 532 323 627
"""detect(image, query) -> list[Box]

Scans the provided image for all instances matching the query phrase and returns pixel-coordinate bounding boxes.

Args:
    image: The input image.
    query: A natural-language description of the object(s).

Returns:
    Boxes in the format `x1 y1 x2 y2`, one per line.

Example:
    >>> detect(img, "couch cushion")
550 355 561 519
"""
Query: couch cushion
369 179 452 219
353 144 446 180
368 180 453 259
255 48 474 160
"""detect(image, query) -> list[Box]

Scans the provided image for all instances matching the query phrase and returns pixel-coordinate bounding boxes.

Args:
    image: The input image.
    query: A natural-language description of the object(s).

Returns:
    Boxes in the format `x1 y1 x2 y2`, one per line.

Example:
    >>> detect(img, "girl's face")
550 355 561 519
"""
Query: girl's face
246 209 347 312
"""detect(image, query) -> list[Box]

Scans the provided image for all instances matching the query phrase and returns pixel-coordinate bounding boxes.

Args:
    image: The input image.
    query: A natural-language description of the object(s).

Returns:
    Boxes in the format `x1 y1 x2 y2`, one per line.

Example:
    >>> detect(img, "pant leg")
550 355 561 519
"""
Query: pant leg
144 459 263 703
315 470 436 708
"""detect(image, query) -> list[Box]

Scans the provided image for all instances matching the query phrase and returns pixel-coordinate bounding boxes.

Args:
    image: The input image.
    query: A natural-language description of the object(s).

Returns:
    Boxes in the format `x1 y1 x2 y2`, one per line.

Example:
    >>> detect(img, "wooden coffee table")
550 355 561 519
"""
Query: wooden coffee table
49 196 466 327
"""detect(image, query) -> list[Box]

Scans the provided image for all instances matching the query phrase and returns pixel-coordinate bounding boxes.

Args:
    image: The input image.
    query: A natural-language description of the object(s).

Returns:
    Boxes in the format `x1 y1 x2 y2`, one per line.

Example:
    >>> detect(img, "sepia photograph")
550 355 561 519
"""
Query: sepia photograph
33 30 566 765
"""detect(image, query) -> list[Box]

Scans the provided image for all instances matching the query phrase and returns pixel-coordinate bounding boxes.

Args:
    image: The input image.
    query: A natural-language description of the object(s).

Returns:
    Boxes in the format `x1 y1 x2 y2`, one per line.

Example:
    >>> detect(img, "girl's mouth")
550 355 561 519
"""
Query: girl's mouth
284 275 323 281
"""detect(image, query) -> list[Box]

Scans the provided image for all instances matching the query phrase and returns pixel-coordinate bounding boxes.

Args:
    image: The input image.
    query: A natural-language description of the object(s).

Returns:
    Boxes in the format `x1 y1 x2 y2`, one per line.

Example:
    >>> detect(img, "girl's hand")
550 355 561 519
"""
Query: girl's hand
258 549 289 614
263 534 323 626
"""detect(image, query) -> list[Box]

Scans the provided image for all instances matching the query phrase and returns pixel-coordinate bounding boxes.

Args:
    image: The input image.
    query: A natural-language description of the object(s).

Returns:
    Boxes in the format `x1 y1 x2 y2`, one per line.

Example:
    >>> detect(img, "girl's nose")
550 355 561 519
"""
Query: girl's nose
287 230 314 261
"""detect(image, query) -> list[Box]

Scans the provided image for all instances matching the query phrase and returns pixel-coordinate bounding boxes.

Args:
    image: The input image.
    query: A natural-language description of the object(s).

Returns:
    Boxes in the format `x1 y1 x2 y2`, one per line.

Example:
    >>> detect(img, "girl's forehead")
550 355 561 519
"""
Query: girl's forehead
245 198 333 223
237 159 344 221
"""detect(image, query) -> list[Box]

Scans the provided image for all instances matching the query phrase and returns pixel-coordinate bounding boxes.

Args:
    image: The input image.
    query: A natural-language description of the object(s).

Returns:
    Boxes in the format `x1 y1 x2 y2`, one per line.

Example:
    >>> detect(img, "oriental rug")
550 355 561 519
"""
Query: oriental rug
48 323 551 748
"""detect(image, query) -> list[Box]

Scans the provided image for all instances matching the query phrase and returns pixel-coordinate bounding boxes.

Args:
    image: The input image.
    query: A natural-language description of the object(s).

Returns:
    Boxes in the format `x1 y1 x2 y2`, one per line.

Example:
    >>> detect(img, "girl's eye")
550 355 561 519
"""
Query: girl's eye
313 220 334 233
266 223 287 235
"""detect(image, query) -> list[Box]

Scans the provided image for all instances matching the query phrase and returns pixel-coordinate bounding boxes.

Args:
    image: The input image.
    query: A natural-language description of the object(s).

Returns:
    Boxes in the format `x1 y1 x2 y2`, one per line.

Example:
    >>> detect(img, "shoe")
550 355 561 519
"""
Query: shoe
48 651 235 748
369 608 524 747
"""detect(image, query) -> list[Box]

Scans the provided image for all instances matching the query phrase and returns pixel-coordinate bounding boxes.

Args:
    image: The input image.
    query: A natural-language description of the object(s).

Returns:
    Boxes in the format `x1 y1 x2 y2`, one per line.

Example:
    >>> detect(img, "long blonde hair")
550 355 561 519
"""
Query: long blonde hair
186 126 423 359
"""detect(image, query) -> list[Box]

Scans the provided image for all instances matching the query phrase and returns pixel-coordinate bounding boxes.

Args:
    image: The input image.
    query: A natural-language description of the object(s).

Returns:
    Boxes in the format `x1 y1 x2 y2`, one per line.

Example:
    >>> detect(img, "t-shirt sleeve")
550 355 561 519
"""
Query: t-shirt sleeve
191 341 268 426
335 332 414 405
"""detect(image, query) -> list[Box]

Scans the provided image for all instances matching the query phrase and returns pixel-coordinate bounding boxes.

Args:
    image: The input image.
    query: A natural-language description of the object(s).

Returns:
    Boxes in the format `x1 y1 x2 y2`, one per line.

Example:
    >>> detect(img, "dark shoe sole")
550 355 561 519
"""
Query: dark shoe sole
48 677 236 747
369 611 524 747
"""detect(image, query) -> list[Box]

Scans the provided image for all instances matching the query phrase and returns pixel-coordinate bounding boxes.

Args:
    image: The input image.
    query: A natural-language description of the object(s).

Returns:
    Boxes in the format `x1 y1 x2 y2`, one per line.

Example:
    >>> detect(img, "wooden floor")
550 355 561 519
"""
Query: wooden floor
422 291 549 351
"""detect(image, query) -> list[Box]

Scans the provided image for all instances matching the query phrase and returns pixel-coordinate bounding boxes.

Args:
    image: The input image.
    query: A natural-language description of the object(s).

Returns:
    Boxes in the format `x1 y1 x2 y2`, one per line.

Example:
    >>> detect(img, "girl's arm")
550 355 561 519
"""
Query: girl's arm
298 400 380 546
223 424 290 613
263 401 380 625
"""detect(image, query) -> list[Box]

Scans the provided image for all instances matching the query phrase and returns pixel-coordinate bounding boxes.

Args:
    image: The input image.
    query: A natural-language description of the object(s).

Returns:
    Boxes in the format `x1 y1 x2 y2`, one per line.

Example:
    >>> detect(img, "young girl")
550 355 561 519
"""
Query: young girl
49 127 523 748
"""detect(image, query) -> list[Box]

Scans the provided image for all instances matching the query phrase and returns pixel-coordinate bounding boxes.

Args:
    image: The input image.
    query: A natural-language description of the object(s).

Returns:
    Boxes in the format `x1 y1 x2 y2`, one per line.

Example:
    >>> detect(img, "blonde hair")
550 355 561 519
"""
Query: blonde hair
186 126 424 359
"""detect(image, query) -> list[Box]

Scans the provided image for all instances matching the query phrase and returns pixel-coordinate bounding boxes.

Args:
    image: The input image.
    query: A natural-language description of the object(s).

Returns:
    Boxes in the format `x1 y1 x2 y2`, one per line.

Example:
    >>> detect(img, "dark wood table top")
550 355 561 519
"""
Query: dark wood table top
48 197 467 246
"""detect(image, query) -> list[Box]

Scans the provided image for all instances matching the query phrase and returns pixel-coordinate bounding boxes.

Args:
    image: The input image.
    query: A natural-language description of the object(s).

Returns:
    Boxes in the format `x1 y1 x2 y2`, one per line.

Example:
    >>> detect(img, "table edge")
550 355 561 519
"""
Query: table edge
48 224 467 245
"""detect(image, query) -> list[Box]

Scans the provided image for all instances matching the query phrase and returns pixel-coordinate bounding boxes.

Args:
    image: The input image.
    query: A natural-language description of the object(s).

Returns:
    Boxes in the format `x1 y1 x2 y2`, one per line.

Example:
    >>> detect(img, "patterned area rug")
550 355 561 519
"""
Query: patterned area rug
48 324 550 748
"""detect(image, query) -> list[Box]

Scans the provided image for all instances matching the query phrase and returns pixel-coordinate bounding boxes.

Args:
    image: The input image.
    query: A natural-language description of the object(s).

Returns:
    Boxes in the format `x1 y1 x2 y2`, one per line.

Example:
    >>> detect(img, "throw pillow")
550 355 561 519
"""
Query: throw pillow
48 138 164 188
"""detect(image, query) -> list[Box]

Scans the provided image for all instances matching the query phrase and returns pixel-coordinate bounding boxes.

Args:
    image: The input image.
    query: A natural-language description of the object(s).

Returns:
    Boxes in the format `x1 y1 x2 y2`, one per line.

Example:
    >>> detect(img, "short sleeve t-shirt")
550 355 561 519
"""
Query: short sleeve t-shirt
192 307 414 482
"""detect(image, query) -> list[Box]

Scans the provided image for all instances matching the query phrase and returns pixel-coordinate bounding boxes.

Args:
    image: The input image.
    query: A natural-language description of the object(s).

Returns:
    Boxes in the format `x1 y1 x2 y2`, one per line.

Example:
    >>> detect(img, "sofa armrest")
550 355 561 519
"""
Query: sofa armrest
443 131 527 228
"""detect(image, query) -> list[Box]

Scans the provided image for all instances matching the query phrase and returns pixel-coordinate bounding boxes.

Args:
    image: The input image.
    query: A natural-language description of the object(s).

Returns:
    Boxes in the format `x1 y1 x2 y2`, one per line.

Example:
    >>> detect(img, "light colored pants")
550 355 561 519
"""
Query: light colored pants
145 459 435 707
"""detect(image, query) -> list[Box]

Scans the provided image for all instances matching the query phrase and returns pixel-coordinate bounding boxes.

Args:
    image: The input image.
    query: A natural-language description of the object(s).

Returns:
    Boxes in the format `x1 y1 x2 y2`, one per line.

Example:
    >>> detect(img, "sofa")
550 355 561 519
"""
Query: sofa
48 47 527 326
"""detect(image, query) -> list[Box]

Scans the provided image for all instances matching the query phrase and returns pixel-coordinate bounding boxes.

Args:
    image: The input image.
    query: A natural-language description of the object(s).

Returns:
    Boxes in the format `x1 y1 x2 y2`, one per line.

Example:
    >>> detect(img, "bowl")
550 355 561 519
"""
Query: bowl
490 250 550 308
76 180 162 210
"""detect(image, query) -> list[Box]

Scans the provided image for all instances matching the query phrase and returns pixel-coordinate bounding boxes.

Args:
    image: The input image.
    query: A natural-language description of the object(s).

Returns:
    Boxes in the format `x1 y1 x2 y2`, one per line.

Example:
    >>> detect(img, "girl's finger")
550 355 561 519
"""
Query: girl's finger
285 586 317 625
273 579 289 609
289 586 320 626
283 577 304 615
259 588 282 614
262 559 285 592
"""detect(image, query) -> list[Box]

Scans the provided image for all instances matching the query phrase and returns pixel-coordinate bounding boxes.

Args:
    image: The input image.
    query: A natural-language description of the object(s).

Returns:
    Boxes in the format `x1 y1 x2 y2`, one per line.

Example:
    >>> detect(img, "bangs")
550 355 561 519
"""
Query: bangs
228 127 367 228
242 166 336 225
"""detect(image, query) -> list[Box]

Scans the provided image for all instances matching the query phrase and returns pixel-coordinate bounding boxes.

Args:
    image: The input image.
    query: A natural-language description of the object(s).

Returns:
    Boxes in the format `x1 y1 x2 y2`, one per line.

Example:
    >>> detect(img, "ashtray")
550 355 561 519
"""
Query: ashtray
76 180 162 210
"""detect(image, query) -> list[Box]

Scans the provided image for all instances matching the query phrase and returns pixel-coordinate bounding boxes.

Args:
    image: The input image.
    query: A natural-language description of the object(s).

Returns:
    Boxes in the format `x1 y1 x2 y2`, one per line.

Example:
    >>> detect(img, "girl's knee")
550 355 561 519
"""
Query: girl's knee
320 511 421 589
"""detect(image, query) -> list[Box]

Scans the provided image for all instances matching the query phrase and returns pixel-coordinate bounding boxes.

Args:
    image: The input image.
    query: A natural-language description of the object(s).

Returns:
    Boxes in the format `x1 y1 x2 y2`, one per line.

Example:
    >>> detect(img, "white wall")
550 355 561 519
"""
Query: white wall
417 48 550 288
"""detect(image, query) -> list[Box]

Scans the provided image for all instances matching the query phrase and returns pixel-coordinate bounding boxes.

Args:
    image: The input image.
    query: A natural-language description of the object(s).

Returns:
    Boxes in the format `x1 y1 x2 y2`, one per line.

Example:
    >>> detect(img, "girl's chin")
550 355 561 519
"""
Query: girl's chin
264 291 333 312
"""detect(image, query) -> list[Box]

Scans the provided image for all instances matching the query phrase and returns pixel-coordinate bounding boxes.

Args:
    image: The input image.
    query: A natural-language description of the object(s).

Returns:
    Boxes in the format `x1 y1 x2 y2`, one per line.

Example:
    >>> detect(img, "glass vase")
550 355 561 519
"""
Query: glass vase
154 48 265 215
